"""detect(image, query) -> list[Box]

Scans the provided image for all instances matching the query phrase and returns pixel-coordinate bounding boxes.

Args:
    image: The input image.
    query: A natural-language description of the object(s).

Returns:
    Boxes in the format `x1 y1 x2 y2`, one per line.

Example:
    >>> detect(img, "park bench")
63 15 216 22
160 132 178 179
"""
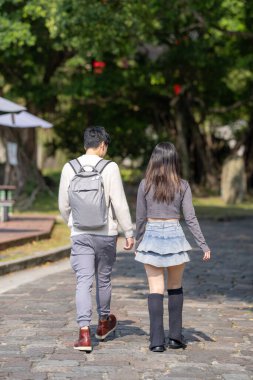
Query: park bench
0 186 16 222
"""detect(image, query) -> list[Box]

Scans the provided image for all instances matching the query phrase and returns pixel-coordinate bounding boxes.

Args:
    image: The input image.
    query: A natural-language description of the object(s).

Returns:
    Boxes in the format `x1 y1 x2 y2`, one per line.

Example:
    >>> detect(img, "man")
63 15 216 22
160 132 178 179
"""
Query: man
59 126 134 351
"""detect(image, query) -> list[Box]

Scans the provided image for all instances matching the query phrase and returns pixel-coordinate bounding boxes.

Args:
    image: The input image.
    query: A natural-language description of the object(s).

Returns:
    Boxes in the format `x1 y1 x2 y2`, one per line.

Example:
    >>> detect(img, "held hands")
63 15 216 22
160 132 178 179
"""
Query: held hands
124 237 134 250
203 250 211 261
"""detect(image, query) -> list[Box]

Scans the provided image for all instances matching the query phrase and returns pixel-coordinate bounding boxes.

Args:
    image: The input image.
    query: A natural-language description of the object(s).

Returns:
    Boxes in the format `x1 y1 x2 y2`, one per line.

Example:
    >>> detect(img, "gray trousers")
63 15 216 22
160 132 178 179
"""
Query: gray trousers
70 234 117 327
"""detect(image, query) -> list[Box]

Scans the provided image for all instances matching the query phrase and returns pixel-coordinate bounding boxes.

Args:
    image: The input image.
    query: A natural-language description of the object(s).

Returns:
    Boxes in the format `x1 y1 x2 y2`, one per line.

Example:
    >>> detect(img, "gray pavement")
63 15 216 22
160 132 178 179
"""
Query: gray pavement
0 219 253 380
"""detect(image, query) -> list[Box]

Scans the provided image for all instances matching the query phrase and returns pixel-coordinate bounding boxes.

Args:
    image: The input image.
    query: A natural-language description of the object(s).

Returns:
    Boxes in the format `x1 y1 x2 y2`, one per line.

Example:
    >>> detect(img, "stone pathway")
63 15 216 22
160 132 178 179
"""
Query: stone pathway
0 219 252 380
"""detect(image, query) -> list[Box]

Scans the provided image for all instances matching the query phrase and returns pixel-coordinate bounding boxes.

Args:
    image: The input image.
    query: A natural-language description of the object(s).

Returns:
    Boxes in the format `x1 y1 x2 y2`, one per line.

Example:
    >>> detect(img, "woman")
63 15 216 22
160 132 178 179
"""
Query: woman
135 142 211 353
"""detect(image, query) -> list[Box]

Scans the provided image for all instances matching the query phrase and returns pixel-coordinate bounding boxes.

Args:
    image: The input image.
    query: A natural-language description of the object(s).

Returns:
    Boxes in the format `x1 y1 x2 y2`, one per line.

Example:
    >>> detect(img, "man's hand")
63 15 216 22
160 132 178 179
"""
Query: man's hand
124 237 134 250
203 250 211 261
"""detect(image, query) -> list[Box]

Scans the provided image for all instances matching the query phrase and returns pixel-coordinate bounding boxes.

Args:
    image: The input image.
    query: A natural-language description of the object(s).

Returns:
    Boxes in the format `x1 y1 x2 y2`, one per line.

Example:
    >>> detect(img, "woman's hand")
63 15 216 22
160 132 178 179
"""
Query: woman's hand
203 250 211 261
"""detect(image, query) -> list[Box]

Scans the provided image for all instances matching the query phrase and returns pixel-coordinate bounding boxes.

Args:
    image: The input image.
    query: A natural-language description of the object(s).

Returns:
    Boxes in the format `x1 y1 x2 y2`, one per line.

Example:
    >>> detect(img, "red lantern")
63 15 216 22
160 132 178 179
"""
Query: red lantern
173 84 182 96
92 60 106 74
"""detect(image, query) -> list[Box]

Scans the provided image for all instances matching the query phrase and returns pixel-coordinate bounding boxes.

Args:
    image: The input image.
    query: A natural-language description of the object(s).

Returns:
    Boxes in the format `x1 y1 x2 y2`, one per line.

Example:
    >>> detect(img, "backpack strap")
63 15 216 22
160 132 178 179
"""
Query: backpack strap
95 159 116 220
68 159 83 174
95 159 112 174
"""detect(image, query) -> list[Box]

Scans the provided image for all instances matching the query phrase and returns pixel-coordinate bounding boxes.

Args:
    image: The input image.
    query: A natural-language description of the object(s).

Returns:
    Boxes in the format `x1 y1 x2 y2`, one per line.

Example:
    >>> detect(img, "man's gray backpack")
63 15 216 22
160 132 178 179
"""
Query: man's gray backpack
68 158 112 229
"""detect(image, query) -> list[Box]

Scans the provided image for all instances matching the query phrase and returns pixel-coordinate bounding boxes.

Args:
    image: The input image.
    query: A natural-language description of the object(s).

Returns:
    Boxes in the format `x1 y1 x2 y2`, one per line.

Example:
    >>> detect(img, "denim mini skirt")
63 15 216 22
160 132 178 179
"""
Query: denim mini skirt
135 221 191 267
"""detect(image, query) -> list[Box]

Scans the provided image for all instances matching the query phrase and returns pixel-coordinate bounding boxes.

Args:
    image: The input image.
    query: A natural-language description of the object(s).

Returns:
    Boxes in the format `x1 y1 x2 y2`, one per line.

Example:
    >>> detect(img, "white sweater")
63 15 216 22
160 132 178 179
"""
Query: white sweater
58 154 134 238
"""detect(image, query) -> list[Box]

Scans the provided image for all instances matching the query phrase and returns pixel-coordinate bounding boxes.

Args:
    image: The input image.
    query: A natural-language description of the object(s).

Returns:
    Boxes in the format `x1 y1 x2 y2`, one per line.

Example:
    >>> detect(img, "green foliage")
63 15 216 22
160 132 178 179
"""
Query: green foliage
1 0 253 187
120 168 142 184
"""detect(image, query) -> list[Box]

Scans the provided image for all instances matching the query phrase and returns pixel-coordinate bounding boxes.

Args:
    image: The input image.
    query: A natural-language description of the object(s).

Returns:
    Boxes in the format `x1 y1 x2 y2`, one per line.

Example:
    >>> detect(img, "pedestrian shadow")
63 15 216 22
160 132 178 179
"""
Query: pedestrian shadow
117 319 148 338
181 327 215 343
89 324 213 350
90 319 147 346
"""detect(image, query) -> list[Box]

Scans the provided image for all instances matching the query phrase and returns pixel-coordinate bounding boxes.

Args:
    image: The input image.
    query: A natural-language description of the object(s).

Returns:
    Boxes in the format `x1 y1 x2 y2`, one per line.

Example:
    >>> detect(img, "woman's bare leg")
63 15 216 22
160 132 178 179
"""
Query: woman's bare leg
167 263 185 289
144 264 165 294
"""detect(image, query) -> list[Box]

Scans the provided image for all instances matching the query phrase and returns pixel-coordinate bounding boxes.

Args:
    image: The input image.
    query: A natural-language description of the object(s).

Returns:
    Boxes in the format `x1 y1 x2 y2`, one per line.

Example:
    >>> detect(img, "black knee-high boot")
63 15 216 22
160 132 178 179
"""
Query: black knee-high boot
167 287 184 342
148 293 165 350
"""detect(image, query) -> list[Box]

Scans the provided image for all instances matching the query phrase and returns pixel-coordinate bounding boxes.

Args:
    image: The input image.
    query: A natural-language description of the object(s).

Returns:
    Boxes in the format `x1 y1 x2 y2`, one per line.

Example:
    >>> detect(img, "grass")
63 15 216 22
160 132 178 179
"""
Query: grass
1 168 252 263
16 169 60 215
24 191 59 215
2 195 252 263
193 196 253 219
19 168 253 219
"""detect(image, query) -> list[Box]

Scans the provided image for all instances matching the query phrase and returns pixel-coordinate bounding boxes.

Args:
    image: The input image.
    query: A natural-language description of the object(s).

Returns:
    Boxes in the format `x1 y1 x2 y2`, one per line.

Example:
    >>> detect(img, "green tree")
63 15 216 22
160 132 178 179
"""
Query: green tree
1 0 253 191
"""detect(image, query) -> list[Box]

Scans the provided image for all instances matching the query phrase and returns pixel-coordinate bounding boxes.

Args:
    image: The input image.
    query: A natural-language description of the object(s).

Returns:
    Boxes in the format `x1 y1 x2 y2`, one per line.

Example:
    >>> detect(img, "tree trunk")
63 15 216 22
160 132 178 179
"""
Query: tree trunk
173 102 190 179
171 94 218 190
244 115 253 189
180 95 218 190
1 126 49 199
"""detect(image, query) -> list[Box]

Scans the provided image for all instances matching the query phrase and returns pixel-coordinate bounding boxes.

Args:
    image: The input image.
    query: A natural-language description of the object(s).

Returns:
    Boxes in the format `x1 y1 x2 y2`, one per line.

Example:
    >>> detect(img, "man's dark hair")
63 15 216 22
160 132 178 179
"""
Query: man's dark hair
84 126 111 149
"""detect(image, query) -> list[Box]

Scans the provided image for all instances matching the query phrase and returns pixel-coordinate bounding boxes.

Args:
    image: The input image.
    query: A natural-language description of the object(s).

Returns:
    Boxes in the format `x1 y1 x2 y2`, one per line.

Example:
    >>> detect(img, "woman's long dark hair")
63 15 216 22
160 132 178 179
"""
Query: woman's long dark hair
145 142 181 203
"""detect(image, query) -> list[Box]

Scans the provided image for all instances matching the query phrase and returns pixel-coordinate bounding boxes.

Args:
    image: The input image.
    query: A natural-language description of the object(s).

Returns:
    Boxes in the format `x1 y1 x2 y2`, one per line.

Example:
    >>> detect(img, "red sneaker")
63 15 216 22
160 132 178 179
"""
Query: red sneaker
74 327 92 352
95 314 117 340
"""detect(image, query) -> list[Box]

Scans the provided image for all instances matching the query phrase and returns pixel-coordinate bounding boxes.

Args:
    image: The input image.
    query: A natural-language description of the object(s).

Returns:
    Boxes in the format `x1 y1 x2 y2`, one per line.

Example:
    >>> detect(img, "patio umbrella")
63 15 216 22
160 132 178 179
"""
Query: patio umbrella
0 111 53 128
0 97 26 114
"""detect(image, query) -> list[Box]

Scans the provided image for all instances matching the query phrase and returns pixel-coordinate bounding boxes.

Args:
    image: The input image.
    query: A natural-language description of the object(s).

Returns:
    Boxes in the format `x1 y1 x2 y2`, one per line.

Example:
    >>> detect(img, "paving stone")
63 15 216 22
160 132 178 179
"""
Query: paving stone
106 371 139 380
222 374 251 380
47 375 102 380
32 359 79 372
0 219 252 379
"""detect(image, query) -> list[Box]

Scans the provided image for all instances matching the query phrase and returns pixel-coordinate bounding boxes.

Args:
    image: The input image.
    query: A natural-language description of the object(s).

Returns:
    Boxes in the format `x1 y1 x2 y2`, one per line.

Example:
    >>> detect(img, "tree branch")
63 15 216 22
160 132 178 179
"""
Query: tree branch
192 10 253 40
210 98 253 114
43 50 75 84
212 26 253 40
